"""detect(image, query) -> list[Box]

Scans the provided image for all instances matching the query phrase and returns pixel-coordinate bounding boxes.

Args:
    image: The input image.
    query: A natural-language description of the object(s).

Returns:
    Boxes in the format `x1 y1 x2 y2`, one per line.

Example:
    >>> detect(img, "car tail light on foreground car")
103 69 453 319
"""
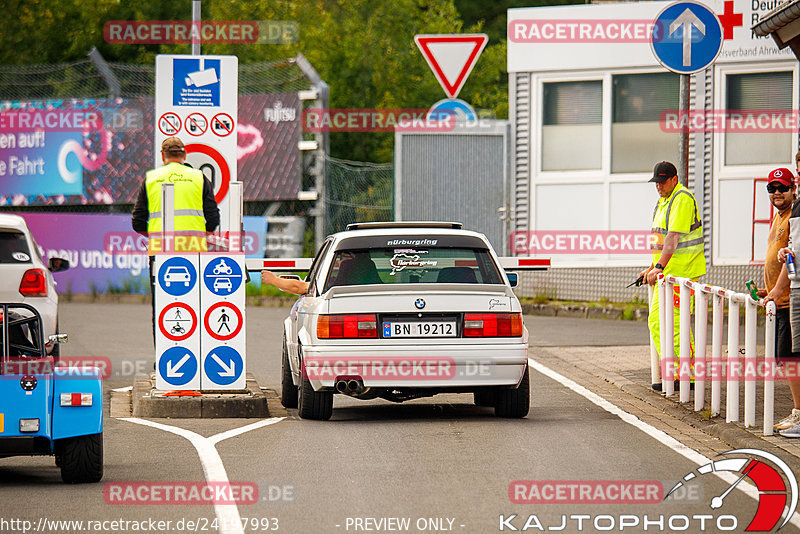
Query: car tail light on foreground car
463 313 523 337
317 314 378 339
60 393 93 407
19 269 47 297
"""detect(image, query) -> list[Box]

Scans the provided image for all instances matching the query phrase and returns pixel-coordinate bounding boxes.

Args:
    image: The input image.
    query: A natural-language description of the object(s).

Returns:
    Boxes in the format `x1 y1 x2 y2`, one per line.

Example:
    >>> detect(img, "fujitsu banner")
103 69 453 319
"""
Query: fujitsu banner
508 0 792 72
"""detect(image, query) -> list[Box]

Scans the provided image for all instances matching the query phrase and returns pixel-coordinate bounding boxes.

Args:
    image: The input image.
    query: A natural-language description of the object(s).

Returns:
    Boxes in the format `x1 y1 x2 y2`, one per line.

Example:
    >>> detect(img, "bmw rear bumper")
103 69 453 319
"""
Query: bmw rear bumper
300 342 528 391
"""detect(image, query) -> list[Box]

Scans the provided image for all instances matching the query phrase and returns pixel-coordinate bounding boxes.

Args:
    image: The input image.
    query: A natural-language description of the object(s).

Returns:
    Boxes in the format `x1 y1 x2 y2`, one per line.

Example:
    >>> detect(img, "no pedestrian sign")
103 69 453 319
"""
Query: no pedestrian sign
204 301 243 341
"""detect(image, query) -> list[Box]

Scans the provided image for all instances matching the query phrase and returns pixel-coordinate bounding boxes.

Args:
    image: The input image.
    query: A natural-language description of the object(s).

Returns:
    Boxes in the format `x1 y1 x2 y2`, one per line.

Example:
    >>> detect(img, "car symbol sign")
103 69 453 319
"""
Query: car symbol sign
415 298 425 309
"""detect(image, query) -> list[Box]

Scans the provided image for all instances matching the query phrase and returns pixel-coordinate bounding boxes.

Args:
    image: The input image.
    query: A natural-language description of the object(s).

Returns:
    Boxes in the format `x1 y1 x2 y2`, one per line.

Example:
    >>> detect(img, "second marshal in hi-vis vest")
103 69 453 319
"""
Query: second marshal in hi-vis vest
650 183 705 279
146 162 207 253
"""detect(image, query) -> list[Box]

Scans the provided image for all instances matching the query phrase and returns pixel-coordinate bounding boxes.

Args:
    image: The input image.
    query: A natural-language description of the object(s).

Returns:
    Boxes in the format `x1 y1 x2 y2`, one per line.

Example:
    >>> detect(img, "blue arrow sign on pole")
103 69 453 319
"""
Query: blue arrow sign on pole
204 346 243 386
651 1 723 75
158 347 198 387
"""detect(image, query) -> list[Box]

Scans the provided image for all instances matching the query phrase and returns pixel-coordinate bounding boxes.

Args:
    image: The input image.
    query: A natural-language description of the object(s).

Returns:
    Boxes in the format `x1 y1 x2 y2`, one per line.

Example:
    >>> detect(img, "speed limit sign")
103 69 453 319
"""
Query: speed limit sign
185 143 231 204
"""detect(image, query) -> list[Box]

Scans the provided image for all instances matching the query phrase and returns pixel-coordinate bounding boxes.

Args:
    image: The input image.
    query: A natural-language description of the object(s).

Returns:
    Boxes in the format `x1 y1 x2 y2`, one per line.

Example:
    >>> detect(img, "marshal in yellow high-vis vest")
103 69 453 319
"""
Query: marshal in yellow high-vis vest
639 162 706 384
131 137 220 254
144 162 207 252
132 136 220 342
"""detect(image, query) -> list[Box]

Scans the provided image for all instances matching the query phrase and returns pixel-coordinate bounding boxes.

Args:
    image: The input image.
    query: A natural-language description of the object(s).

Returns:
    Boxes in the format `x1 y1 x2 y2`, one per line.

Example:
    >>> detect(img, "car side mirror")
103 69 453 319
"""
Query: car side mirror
48 333 68 344
48 257 70 273
506 272 518 288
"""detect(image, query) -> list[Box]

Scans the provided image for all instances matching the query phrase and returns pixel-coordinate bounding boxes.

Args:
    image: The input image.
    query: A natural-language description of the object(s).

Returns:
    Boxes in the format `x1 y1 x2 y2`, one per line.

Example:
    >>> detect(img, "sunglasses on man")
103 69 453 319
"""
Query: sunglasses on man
767 184 792 194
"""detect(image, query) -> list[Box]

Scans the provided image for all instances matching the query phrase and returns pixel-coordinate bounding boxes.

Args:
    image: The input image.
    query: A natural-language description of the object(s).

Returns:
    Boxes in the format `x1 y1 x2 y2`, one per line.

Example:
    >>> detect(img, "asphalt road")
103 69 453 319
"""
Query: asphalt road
0 303 785 534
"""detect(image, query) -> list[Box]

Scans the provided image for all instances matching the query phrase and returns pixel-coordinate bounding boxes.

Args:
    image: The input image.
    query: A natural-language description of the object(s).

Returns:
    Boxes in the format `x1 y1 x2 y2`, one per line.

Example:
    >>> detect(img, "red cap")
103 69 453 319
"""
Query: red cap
768 168 794 187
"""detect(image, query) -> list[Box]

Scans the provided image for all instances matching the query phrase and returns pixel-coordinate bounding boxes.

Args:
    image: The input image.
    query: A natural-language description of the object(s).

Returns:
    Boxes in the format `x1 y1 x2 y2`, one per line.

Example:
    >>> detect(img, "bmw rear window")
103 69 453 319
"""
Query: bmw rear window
0 231 31 264
324 248 502 291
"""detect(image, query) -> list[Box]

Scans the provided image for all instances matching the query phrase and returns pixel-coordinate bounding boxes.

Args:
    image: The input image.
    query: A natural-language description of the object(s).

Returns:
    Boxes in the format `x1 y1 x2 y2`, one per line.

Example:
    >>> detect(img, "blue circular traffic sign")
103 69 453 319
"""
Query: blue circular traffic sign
651 1 723 75
157 257 197 297
204 346 243 386
203 257 243 296
158 347 198 387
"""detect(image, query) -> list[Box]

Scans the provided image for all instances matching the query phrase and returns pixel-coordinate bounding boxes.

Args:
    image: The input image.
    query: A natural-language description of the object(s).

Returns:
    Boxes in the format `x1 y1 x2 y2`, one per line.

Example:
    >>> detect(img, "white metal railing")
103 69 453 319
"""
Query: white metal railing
654 274 777 435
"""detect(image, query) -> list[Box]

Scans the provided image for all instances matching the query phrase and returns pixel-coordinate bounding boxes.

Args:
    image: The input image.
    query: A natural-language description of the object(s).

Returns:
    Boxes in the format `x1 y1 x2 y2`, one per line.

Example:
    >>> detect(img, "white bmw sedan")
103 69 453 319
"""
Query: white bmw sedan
0 214 69 356
255 222 547 421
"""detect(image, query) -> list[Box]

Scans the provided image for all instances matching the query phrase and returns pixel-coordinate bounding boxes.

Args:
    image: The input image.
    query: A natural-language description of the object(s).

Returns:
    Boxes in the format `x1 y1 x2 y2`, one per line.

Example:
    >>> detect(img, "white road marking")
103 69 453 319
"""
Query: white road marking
119 417 285 534
111 386 132 392
529 357 800 529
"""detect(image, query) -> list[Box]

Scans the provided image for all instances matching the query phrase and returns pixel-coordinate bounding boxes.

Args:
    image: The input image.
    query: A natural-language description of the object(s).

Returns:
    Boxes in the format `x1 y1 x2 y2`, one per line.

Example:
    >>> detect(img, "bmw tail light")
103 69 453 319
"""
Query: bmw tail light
317 314 378 339
464 313 523 337
19 269 47 297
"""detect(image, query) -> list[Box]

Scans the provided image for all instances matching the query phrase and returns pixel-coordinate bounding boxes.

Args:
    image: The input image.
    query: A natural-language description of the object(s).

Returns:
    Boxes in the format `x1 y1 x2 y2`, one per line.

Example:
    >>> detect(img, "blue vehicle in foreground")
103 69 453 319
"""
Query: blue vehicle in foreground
0 303 103 483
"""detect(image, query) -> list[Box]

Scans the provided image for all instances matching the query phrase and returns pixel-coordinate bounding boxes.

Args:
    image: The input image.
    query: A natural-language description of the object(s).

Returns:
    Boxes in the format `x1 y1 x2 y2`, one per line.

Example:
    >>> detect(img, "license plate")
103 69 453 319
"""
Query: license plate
383 321 456 338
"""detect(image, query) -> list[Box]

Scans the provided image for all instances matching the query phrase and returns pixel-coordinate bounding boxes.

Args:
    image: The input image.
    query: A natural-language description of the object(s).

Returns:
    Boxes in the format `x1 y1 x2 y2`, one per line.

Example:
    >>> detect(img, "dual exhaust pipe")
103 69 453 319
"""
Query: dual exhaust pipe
335 377 365 395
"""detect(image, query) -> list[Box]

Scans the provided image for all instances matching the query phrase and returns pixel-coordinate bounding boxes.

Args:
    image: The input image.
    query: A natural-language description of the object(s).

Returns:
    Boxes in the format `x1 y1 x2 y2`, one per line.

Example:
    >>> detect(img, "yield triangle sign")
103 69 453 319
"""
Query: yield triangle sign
414 34 488 99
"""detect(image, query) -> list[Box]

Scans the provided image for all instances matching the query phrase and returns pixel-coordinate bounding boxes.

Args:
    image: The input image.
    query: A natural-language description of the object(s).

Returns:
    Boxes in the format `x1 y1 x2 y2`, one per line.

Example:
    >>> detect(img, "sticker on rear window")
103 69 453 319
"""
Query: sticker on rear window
389 253 437 275
386 238 438 247
12 252 30 262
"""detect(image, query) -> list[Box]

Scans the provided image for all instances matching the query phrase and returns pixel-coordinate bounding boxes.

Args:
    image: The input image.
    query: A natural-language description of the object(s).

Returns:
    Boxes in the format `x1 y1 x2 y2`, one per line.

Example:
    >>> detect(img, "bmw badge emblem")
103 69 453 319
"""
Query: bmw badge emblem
414 298 425 309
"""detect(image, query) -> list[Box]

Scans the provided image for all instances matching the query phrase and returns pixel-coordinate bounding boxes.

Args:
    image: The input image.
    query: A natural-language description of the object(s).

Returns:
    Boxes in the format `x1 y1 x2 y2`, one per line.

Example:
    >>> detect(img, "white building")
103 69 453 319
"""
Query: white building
508 0 798 300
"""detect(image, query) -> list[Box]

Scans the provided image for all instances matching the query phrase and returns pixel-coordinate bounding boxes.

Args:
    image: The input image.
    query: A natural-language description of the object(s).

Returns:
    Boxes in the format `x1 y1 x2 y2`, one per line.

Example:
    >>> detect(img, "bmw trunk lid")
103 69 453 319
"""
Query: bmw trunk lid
322 283 517 314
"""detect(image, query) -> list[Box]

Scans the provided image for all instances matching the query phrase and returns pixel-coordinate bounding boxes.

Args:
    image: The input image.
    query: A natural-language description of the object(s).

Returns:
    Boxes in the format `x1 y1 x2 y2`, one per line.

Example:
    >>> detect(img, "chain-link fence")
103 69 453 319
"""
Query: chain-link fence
325 155 393 234
0 57 313 100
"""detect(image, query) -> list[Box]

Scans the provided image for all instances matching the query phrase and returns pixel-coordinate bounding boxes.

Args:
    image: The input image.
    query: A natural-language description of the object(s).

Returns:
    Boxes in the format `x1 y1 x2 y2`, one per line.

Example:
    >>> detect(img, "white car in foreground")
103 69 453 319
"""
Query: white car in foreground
252 222 548 421
0 214 69 355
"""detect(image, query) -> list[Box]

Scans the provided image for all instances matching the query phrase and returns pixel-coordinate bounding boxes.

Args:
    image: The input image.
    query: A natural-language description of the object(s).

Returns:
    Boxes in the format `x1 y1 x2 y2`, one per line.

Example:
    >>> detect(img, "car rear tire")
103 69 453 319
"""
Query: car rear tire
59 432 103 483
473 389 495 407
298 354 332 421
494 366 530 418
281 338 298 408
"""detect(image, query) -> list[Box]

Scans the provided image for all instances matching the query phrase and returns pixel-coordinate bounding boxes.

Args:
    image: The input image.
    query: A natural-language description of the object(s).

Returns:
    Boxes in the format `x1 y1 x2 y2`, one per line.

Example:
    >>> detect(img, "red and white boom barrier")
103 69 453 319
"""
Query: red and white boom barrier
655 274 777 435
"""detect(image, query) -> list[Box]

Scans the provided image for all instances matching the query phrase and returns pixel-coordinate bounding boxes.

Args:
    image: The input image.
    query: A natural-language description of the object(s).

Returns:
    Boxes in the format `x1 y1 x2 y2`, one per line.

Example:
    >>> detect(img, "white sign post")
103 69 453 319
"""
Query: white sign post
155 54 238 234
155 254 201 390
200 253 246 390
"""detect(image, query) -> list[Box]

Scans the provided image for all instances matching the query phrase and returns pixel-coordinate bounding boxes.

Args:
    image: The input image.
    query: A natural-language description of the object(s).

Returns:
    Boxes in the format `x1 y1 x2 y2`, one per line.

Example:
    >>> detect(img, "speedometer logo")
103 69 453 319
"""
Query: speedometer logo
665 449 798 531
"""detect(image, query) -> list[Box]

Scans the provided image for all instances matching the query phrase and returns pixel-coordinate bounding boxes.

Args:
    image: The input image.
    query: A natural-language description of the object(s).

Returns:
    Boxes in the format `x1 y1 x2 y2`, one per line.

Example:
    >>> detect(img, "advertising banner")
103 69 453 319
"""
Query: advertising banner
0 95 299 206
16 212 268 295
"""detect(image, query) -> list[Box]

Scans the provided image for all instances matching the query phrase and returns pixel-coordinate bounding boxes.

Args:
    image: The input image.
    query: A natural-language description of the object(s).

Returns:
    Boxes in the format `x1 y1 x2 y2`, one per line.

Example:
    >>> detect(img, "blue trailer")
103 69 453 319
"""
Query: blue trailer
0 303 103 483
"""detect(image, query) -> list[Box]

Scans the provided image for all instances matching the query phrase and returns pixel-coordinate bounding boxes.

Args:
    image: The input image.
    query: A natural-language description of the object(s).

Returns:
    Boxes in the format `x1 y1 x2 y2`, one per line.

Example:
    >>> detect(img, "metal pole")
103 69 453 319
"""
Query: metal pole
87 47 121 99
649 286 661 386
658 276 668 394
228 182 244 252
664 276 675 396
192 0 201 56
764 301 776 436
678 74 690 187
161 183 175 253
726 296 740 423
694 286 707 411
679 280 691 403
744 297 757 428
711 293 723 415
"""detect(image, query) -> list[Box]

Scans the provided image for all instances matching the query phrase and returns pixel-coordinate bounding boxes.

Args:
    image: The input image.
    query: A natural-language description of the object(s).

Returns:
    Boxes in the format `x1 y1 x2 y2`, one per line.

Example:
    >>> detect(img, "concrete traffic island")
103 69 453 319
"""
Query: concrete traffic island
128 372 269 418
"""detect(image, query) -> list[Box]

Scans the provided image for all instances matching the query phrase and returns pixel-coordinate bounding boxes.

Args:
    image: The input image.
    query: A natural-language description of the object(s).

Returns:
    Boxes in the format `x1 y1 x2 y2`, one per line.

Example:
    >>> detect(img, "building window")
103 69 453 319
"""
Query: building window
724 71 793 166
611 73 679 173
541 81 602 171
